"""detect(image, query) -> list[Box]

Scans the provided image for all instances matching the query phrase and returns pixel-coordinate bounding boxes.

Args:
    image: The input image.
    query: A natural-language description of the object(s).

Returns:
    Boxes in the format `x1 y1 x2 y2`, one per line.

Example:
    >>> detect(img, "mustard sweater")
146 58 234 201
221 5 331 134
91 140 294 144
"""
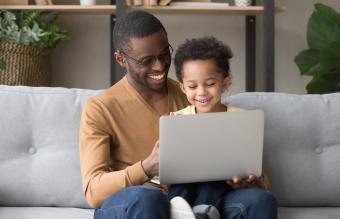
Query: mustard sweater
79 76 188 208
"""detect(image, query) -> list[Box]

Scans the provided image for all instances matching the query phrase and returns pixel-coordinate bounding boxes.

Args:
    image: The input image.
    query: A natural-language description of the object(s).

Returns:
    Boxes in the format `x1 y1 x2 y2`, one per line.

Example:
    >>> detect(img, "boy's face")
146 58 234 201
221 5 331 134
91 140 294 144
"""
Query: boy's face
180 59 230 114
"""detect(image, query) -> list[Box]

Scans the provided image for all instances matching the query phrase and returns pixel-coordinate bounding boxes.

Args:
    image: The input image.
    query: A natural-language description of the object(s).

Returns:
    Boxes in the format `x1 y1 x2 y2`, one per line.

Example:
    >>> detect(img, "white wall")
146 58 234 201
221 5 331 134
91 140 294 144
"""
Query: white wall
51 0 340 94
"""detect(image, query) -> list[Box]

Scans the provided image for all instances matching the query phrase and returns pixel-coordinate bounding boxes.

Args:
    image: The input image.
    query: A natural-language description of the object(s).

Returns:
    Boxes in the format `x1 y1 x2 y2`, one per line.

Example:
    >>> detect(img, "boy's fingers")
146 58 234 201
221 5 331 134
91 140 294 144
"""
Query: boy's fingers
232 176 240 184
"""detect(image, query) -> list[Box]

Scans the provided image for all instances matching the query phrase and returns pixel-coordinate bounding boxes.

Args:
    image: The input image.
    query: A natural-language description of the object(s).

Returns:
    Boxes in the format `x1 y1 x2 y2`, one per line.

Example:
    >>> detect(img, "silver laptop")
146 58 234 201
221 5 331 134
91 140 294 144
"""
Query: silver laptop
159 110 264 184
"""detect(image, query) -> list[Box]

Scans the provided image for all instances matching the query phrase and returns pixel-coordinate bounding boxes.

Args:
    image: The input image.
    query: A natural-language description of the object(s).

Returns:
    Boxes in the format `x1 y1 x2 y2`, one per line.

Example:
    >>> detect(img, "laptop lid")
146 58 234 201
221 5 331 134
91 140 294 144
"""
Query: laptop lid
159 110 264 184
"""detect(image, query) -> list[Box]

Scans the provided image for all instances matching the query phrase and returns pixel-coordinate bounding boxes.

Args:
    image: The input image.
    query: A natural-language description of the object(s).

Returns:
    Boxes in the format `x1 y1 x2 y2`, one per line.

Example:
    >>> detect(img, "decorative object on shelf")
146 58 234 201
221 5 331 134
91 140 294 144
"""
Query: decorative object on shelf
294 3 340 94
169 1 229 7
0 10 68 86
80 0 96 6
0 0 28 5
128 0 157 7
34 0 53 5
133 0 142 6
159 0 171 6
234 0 252 7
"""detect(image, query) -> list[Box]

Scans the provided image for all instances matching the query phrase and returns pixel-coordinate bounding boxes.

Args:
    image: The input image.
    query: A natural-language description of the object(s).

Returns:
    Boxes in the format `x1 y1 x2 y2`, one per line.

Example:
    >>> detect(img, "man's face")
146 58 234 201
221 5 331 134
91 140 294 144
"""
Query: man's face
121 31 171 92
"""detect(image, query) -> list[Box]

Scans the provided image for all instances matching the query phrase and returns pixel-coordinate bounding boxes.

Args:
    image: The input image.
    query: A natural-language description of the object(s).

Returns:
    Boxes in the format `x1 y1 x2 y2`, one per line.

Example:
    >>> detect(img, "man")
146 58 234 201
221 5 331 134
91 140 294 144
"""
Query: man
79 10 277 219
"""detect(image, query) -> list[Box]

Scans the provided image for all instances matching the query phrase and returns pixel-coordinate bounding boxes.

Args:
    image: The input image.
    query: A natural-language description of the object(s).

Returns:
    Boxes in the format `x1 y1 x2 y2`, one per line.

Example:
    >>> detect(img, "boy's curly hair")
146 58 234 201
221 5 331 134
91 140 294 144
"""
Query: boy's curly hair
174 36 233 82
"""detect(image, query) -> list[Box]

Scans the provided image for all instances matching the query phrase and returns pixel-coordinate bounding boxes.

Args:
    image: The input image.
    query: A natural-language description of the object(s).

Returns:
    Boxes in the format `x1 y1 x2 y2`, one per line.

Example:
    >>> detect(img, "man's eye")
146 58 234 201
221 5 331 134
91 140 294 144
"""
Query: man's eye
140 57 155 65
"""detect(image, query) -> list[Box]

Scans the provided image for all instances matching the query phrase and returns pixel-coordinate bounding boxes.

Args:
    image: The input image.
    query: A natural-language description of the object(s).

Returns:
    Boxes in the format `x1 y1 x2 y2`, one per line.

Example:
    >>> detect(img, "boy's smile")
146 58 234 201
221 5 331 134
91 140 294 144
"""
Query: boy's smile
180 59 230 113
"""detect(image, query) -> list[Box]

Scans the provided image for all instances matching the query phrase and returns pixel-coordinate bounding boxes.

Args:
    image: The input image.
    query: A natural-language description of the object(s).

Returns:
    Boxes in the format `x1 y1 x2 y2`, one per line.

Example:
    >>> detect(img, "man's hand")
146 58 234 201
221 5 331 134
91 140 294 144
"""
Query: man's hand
141 140 160 178
226 174 264 189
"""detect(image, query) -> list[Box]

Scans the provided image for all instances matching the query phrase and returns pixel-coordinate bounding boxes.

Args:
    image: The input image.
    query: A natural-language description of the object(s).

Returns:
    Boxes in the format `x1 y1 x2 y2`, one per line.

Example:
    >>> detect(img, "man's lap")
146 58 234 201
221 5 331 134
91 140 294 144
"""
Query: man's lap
95 184 276 219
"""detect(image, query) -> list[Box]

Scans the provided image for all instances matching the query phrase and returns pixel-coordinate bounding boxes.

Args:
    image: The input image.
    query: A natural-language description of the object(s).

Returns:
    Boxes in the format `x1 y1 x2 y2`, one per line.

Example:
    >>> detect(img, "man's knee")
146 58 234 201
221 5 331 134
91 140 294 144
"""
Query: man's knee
248 189 277 208
131 186 169 207
223 189 277 219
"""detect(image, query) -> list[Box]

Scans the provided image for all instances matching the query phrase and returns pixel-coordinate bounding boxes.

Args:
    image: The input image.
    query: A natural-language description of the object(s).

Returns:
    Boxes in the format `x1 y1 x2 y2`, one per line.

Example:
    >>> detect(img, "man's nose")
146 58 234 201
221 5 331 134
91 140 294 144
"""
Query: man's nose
152 58 167 71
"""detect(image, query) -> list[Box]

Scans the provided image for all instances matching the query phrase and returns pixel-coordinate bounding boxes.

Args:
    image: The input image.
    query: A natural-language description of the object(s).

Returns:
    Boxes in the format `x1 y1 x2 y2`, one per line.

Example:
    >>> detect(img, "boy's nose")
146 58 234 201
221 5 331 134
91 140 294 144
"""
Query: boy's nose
197 86 207 95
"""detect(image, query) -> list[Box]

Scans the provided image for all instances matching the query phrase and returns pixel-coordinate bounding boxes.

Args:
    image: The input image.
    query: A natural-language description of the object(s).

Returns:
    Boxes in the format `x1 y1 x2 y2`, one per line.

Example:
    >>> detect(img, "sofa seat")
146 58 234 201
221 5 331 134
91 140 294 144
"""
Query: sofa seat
0 207 94 219
278 207 340 219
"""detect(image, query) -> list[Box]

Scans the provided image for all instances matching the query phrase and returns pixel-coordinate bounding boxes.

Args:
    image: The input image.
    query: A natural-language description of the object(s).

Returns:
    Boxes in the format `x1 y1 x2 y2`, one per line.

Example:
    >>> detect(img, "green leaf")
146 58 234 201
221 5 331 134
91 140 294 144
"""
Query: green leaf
0 10 68 48
315 3 340 24
307 3 340 50
319 39 340 76
294 49 320 76
306 75 340 94
0 58 6 70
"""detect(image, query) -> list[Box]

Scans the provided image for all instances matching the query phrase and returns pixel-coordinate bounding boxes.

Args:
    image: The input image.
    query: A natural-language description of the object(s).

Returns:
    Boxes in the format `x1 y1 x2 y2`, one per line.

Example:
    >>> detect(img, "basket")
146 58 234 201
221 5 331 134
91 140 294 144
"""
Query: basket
0 42 52 86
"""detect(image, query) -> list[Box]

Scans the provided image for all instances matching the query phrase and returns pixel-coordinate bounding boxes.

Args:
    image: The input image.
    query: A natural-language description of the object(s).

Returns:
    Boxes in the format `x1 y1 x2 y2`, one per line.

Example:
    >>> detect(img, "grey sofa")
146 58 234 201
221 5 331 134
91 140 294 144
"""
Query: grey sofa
0 85 339 219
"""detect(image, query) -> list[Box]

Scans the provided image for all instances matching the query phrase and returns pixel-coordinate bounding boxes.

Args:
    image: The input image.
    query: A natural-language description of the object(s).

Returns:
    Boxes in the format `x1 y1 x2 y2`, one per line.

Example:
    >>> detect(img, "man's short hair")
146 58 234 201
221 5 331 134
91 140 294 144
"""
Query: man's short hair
113 10 167 52
174 36 233 82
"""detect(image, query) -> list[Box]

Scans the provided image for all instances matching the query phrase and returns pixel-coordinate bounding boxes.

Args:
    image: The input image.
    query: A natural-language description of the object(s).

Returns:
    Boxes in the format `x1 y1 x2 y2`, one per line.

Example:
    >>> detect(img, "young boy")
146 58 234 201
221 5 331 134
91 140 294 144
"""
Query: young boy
168 37 275 219
174 36 237 115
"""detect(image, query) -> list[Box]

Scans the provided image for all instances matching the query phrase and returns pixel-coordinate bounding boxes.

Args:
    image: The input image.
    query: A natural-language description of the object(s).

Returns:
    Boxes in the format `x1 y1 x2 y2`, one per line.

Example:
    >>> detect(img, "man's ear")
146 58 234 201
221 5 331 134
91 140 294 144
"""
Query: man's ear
222 76 231 92
114 52 126 67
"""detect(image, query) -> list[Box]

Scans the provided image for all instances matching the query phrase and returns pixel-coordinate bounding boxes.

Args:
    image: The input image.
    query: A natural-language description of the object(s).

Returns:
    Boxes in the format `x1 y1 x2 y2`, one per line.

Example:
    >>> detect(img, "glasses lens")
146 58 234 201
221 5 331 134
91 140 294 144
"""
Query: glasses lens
140 57 157 67
124 45 173 68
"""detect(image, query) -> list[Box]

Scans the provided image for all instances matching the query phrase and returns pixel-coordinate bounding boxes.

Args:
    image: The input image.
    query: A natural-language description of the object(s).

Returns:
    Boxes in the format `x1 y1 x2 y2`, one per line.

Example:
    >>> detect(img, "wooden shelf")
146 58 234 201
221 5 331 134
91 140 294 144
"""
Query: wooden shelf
133 5 286 16
0 5 285 16
0 5 117 14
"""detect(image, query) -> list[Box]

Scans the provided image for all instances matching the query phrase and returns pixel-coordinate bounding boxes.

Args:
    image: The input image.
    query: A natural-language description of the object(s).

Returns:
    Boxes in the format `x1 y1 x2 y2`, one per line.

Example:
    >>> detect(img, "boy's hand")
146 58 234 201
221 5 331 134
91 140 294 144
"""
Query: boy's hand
226 174 264 189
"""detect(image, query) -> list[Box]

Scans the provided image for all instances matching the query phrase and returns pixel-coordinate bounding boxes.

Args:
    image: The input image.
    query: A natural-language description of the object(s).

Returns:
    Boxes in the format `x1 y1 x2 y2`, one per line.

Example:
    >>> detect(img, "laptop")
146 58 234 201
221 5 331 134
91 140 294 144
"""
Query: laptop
158 110 264 184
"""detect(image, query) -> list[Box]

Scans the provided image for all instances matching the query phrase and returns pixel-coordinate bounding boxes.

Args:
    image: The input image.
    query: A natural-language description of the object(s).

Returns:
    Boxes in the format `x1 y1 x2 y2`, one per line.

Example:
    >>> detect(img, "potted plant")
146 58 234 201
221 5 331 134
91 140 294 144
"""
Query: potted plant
294 3 340 94
0 10 68 86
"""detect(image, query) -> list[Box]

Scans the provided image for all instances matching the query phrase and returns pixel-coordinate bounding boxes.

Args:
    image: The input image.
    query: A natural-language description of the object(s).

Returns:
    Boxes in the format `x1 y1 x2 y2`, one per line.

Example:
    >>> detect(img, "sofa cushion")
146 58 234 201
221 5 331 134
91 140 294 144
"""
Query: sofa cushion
0 85 101 208
0 207 93 219
278 207 340 219
224 92 340 207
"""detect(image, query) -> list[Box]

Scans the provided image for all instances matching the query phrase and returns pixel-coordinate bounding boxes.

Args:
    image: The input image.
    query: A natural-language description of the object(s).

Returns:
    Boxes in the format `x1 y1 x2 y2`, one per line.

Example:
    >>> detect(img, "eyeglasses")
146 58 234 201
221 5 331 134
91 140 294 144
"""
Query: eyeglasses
119 45 173 68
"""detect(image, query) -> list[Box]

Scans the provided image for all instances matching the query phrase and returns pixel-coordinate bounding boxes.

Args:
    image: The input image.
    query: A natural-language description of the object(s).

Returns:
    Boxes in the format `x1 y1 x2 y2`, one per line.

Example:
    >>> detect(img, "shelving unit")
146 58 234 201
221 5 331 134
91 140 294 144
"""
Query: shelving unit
126 5 285 15
0 5 284 15
0 2 285 91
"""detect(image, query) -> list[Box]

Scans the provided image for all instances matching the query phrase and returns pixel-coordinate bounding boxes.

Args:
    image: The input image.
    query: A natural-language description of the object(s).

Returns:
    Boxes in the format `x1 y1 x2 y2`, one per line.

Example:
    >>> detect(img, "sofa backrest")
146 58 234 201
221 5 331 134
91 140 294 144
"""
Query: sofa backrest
0 85 101 208
224 92 340 207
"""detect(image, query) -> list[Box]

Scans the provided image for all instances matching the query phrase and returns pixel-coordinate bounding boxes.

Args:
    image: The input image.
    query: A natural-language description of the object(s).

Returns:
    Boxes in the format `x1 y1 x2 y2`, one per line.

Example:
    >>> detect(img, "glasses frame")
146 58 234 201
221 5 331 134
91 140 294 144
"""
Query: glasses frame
118 44 173 68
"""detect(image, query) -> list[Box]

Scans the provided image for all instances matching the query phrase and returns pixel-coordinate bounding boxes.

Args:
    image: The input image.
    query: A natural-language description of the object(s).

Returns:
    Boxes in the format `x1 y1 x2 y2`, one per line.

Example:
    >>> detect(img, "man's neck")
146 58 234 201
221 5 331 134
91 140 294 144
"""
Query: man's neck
142 89 169 116
127 76 169 115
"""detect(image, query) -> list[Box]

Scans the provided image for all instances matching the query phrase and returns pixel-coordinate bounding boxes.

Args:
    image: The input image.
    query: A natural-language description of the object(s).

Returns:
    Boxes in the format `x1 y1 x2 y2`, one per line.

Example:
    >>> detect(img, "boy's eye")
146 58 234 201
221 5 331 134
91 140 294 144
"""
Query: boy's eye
188 85 197 89
206 82 216 87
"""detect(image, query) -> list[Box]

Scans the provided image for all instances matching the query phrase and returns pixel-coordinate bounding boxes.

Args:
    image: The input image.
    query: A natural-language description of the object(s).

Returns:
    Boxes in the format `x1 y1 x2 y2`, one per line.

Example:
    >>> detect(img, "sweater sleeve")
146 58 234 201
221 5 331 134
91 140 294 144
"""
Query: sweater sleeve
79 98 149 208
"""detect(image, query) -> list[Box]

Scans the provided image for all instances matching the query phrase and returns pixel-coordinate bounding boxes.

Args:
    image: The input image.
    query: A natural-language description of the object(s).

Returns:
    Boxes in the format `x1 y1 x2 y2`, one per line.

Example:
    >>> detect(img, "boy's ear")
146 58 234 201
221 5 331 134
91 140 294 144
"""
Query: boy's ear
114 52 126 68
222 76 231 91
180 82 186 93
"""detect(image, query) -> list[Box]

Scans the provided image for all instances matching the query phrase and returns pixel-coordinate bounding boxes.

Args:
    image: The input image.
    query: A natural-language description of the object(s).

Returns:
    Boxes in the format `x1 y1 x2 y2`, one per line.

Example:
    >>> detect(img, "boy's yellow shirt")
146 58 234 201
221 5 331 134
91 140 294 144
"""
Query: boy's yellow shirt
173 104 244 115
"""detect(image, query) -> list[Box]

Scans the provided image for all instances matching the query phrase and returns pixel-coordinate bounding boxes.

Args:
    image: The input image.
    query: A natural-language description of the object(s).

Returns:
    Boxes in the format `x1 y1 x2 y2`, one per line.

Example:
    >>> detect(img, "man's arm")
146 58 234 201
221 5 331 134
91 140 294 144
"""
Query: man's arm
79 98 149 208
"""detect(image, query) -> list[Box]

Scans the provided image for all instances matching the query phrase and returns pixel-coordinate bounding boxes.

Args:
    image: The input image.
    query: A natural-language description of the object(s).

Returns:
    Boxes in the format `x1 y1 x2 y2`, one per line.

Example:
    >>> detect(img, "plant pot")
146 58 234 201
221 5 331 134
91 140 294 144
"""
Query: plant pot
0 42 52 86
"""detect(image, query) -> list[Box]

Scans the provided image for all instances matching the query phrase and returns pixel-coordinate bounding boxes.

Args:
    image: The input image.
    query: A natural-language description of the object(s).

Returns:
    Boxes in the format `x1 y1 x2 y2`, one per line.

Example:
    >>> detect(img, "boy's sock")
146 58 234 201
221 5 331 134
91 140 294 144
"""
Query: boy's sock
170 196 196 219
193 204 220 219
